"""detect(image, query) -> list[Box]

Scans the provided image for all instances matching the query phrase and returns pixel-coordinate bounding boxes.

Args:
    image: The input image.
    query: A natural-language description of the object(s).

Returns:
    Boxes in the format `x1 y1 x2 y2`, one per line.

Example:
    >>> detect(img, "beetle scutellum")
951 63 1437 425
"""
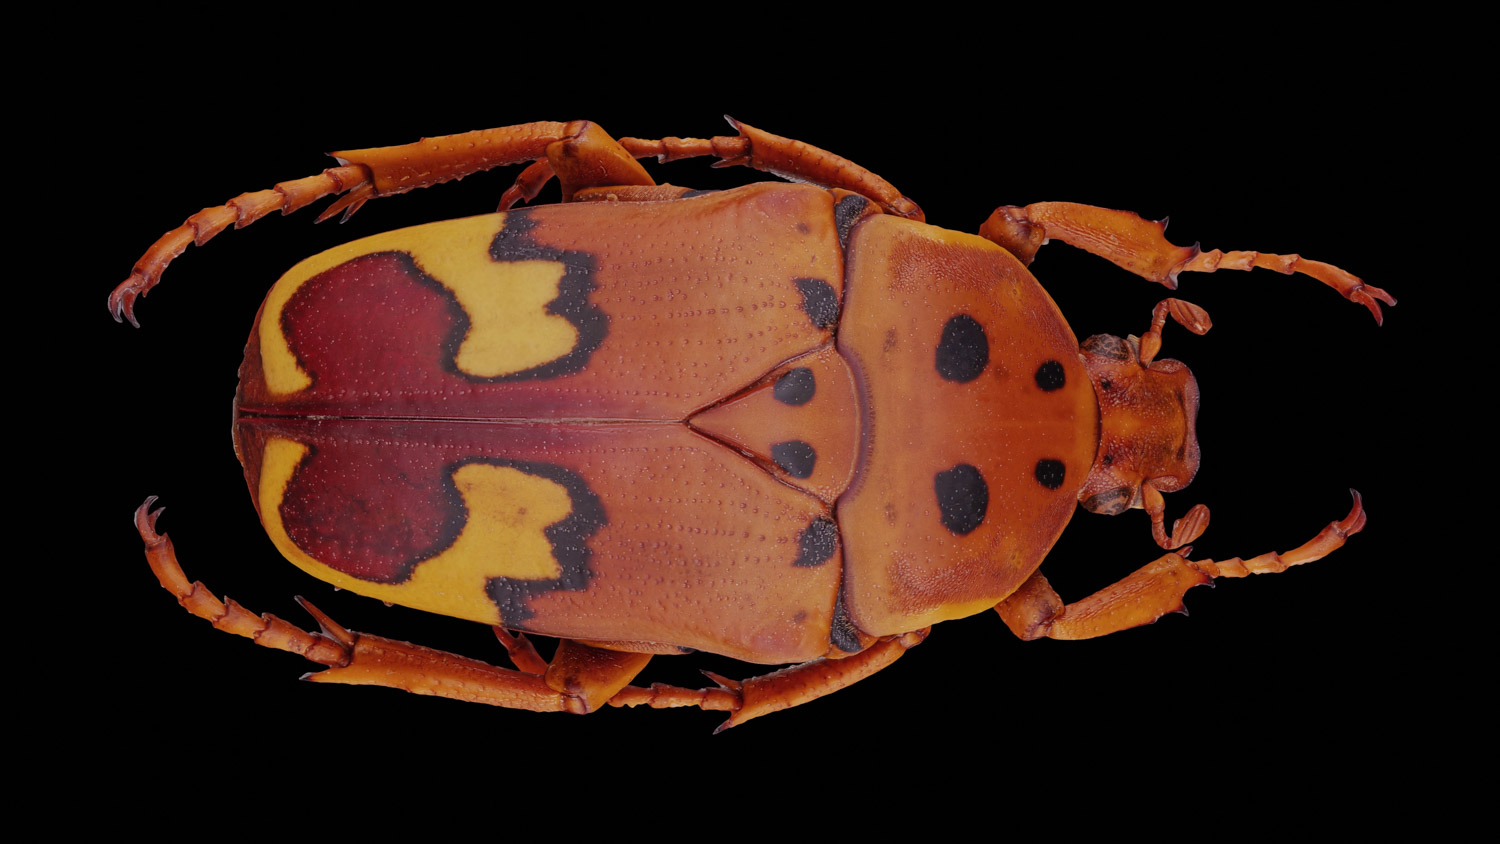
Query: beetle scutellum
111 115 1386 728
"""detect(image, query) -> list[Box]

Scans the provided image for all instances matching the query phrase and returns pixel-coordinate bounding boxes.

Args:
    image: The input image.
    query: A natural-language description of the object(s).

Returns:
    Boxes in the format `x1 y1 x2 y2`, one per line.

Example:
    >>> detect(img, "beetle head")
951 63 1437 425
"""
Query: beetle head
1077 333 1200 516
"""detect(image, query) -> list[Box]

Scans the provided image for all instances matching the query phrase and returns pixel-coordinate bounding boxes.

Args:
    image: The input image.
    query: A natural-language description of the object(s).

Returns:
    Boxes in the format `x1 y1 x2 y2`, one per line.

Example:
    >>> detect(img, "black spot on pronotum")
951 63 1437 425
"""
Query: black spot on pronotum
934 463 989 535
773 367 816 406
830 590 863 653
794 517 839 568
1034 459 1066 490
772 440 818 479
1081 334 1131 361
833 194 871 251
935 314 988 383
795 278 840 330
1034 360 1066 392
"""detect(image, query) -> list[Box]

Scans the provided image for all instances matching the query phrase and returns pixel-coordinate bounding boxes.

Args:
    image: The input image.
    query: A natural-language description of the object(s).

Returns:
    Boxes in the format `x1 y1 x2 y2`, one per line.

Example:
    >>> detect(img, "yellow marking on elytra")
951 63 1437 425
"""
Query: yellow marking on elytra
260 213 578 395
259 437 574 625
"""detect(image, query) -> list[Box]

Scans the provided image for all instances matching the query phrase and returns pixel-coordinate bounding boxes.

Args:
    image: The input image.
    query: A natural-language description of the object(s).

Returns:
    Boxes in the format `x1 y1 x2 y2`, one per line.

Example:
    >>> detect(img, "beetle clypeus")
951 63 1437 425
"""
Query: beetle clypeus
112 118 1390 730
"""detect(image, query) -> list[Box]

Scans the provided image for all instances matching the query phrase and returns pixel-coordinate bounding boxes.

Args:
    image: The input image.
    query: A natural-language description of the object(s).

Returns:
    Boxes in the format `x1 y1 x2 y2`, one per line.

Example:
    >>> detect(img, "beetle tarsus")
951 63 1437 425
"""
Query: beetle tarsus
110 165 371 325
982 202 1392 324
1192 490 1365 578
132 497 350 667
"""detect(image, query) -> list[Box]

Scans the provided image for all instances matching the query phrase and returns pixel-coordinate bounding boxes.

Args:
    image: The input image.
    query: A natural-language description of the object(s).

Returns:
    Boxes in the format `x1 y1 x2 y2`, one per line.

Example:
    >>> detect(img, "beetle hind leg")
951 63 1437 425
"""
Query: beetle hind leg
111 121 658 324
132 497 928 728
996 491 1366 640
132 497 667 715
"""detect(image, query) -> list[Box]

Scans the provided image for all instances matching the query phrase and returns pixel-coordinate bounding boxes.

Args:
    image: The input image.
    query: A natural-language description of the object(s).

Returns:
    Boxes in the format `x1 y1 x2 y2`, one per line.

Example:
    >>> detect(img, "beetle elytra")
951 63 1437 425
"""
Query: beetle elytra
111 119 1390 730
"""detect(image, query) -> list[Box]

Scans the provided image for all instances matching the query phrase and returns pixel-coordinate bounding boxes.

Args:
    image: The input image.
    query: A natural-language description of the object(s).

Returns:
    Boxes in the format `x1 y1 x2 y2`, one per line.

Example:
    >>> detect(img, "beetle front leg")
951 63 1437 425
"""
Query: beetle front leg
996 492 1366 640
979 202 1396 323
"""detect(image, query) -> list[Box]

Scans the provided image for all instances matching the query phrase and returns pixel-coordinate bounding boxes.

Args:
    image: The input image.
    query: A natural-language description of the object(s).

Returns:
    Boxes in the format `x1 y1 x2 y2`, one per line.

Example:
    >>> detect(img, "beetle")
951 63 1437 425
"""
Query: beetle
111 118 1390 730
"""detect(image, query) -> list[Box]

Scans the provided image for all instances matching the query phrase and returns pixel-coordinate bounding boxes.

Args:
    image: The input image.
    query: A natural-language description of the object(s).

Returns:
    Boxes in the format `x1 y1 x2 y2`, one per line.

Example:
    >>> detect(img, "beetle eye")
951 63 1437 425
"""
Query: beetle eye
1081 486 1132 515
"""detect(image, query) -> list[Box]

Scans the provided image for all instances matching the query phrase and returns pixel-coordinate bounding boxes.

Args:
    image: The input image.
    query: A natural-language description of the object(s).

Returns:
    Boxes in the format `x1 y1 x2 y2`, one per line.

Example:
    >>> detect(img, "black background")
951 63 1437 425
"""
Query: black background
52 38 1455 820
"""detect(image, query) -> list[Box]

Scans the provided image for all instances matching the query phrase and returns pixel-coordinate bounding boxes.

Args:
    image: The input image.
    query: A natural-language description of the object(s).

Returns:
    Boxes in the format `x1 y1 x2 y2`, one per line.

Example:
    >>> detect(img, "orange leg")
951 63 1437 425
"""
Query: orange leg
996 491 1366 640
620 118 923 220
110 120 653 325
499 117 924 221
979 202 1395 324
134 497 671 716
133 497 920 729
609 629 929 732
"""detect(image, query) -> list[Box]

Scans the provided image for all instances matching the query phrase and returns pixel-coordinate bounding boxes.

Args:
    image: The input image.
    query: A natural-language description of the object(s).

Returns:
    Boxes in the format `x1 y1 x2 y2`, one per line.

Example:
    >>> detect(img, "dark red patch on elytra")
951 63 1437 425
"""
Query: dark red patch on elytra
277 252 466 413
278 431 464 584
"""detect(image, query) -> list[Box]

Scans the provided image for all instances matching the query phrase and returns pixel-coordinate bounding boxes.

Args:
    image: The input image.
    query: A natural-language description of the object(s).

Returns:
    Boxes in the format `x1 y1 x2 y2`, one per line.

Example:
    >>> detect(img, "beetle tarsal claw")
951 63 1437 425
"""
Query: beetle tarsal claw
296 597 356 648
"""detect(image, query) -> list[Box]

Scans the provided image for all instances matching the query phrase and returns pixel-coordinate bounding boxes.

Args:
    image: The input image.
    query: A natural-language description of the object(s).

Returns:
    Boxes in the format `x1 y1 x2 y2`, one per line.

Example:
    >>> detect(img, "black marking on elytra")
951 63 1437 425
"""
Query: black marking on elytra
460 457 608 628
1081 485 1132 515
795 278 840 330
1034 459 1066 490
936 314 989 383
1100 379 1113 391
772 440 818 479
681 189 717 199
774 367 816 406
935 463 989 536
454 208 609 382
1034 360 1066 392
833 194 871 251
794 516 838 568
830 589 863 653
1082 334 1131 361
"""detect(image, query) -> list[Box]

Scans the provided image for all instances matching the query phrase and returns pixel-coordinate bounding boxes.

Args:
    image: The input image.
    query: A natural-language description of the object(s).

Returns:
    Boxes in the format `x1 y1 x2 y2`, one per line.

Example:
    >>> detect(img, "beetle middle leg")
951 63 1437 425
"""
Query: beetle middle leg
978 201 1396 323
619 118 924 221
994 492 1366 640
496 117 927 221
609 629 929 732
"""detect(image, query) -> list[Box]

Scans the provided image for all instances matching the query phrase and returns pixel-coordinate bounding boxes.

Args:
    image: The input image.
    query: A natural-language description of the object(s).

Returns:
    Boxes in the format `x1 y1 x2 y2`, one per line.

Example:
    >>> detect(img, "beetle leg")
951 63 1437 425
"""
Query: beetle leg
109 164 371 326
609 629 929 731
133 497 660 715
978 202 1396 324
493 627 549 675
499 159 556 210
112 121 657 324
995 491 1365 640
619 117 925 221
133 497 349 667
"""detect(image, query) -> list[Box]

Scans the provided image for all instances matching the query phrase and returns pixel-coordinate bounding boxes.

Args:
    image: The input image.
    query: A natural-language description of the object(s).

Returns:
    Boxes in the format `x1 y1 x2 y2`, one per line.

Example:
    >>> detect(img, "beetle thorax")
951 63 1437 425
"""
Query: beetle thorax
1076 334 1201 515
